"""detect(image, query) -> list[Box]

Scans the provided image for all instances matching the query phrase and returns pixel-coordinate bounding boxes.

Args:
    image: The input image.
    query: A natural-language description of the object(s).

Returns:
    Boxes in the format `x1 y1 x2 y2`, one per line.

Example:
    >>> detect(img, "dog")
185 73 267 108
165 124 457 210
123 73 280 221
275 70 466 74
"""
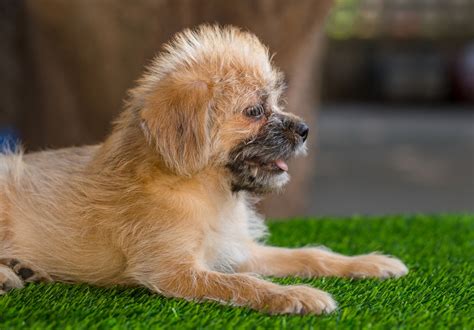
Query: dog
0 25 407 314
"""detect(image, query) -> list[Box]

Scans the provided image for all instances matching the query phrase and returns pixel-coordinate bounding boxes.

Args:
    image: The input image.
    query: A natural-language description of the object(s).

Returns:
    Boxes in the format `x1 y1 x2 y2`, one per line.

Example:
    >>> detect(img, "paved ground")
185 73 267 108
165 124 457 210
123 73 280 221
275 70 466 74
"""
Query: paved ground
309 104 474 215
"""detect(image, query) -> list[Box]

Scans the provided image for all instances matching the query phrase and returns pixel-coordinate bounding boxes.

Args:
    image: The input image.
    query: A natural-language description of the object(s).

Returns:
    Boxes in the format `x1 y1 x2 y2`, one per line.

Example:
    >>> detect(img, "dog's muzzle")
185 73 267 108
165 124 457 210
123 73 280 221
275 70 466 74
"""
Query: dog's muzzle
226 113 308 193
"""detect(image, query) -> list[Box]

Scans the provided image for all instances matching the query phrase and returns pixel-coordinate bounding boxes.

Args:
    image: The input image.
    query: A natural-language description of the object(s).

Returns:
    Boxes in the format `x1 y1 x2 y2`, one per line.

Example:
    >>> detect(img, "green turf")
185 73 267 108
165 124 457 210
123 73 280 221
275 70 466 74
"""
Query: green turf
0 215 473 329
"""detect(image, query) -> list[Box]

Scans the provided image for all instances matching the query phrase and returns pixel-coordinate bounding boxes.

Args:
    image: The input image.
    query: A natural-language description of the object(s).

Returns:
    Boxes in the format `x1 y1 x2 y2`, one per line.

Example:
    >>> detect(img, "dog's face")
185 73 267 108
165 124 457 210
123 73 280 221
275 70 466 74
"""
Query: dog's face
217 79 308 194
137 25 308 194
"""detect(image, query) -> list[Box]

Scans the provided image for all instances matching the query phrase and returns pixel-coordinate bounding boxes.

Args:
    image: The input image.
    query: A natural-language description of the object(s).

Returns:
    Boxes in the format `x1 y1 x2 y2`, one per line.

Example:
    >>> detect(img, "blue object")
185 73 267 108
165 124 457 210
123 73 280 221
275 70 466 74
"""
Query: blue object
0 127 20 153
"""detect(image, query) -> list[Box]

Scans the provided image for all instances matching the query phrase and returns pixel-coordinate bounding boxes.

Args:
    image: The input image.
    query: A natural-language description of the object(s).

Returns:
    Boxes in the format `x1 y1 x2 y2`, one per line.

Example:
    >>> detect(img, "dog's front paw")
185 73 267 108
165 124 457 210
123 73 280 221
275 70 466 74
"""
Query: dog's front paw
347 254 408 279
261 285 337 315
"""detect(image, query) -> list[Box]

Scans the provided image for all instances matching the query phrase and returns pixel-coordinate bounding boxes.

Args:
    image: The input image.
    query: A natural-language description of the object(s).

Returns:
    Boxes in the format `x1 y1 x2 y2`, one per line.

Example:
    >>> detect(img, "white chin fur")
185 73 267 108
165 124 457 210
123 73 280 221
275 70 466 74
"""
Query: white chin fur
269 171 290 189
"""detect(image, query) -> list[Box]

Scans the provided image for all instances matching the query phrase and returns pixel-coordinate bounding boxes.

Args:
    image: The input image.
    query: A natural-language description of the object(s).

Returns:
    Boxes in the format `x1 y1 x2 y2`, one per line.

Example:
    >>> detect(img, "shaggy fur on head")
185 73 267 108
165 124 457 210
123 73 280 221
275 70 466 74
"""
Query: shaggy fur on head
0 25 407 315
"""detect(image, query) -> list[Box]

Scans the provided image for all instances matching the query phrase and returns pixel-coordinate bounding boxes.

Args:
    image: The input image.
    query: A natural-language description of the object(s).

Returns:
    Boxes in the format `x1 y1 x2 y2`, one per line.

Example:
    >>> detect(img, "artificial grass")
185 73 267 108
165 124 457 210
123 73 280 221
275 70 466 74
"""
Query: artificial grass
0 214 473 329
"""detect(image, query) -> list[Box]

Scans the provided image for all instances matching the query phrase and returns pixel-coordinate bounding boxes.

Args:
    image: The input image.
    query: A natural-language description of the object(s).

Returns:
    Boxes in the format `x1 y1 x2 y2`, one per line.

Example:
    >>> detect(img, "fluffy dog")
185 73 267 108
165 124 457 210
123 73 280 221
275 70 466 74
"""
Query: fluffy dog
0 25 407 314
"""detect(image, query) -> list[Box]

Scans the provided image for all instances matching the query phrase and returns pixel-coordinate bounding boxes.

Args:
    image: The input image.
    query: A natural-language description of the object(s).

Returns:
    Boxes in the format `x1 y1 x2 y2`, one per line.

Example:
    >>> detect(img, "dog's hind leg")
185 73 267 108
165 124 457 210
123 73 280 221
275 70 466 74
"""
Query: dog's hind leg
0 264 23 294
0 258 52 284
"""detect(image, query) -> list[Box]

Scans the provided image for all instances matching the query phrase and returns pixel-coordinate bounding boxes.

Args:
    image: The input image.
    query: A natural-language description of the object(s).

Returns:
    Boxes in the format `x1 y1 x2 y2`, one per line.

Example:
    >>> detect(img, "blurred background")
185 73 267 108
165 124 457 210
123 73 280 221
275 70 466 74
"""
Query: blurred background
0 0 473 218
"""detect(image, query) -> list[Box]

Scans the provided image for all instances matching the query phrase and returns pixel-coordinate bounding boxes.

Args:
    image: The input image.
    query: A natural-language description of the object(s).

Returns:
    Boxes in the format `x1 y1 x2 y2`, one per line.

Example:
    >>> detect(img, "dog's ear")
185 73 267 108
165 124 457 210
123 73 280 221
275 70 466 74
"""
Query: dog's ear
140 75 212 176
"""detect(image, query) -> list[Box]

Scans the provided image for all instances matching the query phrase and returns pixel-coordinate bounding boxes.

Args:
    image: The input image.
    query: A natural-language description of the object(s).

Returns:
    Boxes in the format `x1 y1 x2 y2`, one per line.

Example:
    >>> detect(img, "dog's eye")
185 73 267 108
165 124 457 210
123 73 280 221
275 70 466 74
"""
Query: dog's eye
245 105 265 118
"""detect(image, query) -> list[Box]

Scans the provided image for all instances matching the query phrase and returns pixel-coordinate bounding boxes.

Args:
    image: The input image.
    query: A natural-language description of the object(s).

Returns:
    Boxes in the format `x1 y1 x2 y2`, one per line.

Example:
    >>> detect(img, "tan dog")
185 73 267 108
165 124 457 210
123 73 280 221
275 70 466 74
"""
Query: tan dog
0 25 407 314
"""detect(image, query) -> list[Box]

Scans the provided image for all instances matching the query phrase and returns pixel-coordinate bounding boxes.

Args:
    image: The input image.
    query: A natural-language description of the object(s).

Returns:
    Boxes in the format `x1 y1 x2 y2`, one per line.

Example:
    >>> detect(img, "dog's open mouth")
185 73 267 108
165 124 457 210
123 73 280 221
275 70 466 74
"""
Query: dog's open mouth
245 158 288 172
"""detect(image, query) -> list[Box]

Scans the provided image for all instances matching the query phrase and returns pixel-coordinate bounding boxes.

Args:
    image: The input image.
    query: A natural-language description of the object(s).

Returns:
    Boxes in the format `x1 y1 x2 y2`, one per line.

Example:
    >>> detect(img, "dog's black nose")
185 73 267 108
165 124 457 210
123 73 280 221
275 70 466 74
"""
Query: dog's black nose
296 122 309 142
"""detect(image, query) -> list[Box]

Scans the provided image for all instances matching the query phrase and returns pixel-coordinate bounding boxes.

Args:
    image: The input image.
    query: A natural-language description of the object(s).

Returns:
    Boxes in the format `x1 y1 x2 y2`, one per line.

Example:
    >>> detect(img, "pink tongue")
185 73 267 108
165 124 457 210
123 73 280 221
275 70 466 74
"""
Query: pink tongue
275 159 288 171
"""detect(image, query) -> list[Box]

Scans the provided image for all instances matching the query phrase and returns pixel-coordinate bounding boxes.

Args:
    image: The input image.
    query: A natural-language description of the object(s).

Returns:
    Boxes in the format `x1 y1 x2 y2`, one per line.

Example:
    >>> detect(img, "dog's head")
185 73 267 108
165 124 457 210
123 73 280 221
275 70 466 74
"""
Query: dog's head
134 25 308 194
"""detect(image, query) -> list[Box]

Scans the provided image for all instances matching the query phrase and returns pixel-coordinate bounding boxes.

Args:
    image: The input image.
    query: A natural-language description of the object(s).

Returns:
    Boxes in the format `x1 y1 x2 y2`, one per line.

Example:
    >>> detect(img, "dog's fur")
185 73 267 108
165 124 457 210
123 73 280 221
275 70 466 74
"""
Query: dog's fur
0 26 407 314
